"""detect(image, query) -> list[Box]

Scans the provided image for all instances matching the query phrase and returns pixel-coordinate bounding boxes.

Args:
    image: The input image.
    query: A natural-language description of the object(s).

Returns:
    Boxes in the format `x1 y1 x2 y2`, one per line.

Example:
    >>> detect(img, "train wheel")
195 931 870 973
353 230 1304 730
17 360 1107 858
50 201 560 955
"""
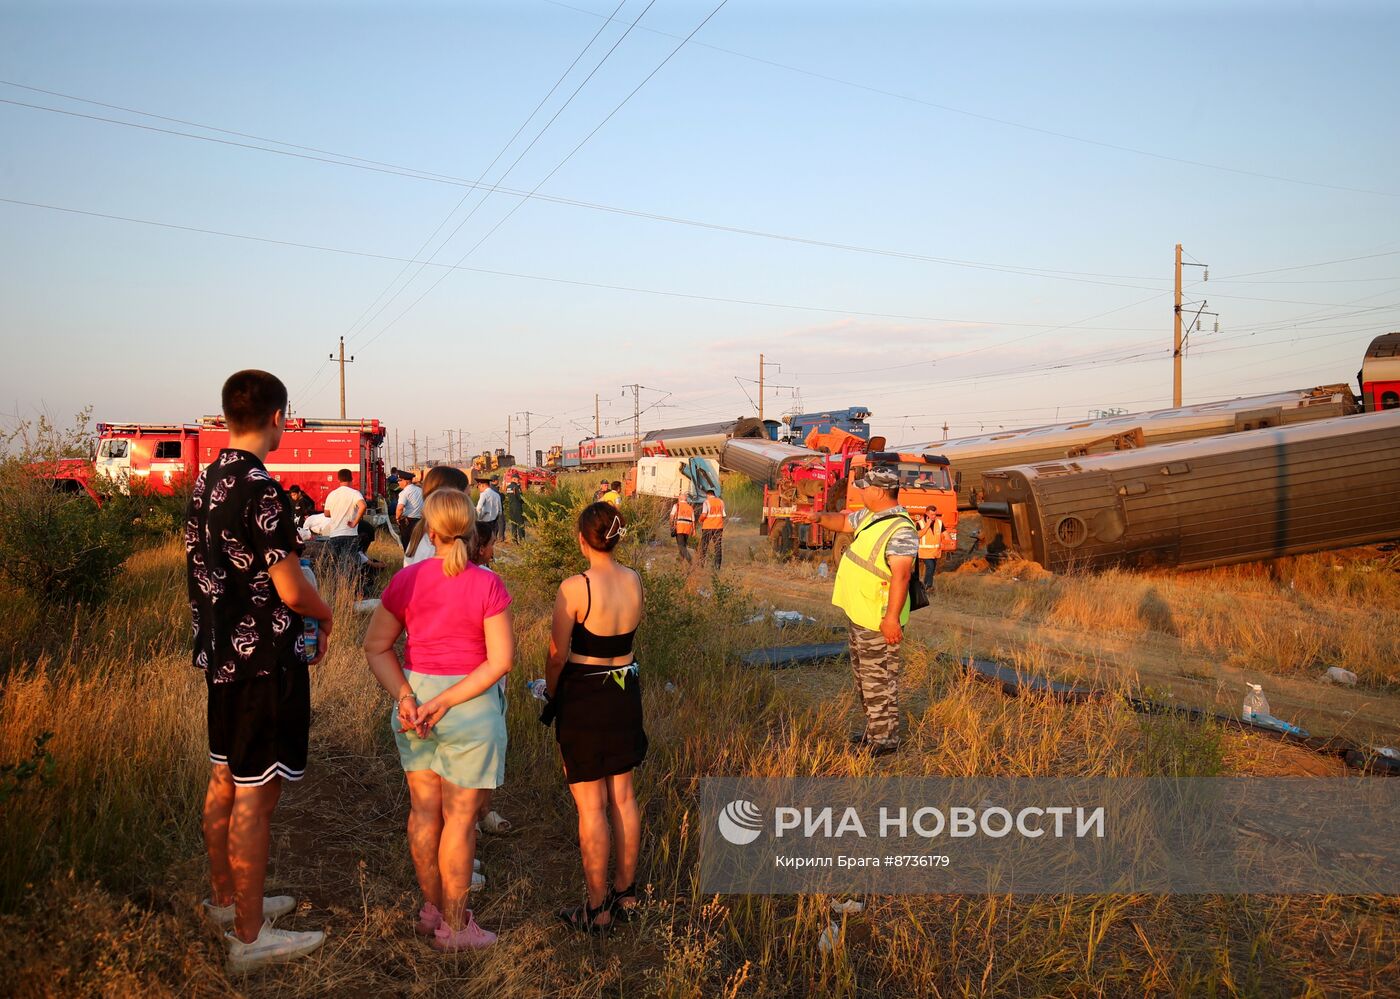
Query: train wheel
829 534 851 570
770 520 795 559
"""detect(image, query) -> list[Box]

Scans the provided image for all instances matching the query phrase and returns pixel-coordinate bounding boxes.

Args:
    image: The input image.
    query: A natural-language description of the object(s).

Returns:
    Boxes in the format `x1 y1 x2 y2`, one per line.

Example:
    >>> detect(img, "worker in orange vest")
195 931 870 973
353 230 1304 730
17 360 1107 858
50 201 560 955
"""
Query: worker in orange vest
669 493 696 564
697 488 726 570
916 509 944 589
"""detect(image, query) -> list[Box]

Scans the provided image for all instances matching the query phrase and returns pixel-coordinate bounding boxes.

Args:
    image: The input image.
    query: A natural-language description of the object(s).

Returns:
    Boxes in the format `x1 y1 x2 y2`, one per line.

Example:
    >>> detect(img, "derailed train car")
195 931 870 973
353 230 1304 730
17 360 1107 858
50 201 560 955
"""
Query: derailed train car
977 409 1400 572
906 385 1357 509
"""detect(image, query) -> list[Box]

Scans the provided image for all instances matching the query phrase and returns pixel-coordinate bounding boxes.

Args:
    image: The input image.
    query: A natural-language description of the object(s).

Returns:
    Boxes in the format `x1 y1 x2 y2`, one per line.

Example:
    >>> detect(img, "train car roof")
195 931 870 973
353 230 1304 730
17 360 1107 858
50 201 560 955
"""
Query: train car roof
985 408 1400 480
642 418 758 441
1365 331 1400 358
900 385 1354 457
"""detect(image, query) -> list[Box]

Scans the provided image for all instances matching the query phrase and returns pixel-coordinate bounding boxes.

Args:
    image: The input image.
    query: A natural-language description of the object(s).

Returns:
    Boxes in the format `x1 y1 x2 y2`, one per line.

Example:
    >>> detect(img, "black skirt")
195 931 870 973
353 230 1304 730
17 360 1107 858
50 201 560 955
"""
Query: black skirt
554 661 648 784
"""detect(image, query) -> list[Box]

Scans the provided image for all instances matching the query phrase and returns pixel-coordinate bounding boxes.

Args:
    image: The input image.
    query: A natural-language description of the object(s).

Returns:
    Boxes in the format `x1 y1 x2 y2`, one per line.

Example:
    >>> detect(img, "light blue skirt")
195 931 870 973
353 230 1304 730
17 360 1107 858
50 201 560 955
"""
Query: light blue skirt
391 671 506 789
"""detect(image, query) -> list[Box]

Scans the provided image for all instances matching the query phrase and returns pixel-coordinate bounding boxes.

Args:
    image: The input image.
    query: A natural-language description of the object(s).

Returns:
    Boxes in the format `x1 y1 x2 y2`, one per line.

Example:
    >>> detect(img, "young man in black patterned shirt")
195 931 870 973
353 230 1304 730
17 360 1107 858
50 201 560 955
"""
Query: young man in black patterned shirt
187 370 334 971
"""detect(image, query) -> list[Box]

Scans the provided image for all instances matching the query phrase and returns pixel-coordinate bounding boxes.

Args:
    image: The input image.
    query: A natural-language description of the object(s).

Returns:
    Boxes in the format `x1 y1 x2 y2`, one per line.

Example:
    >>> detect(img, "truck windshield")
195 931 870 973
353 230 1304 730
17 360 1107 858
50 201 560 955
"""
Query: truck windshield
99 439 129 459
897 463 950 490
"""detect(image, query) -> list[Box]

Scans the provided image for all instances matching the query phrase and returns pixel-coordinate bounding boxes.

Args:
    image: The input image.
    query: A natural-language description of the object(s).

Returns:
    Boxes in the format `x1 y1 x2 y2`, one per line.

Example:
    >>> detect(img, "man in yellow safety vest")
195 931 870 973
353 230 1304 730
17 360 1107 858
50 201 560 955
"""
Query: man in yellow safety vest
669 493 696 564
800 465 917 756
697 488 727 569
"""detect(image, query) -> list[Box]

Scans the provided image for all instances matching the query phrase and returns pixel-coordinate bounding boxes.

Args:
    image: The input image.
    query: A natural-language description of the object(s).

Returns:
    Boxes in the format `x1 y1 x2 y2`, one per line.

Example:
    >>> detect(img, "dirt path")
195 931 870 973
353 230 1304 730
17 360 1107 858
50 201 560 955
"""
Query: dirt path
714 525 1400 745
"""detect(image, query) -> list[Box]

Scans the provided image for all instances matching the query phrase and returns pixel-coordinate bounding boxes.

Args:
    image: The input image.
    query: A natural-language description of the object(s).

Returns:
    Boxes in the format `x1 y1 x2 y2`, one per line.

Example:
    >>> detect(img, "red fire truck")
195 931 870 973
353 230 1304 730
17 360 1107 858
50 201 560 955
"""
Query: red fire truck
75 417 388 510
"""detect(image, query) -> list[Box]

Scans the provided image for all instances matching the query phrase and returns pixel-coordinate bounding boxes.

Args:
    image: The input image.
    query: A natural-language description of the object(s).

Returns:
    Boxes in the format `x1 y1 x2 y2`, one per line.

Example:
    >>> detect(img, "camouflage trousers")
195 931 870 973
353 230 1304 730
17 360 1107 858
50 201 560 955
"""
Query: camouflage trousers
848 623 902 749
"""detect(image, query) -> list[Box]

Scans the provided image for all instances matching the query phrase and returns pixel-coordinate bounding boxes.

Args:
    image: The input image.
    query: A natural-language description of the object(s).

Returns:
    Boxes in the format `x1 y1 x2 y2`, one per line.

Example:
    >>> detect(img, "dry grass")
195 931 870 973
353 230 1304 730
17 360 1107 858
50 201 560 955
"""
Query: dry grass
1 525 1399 997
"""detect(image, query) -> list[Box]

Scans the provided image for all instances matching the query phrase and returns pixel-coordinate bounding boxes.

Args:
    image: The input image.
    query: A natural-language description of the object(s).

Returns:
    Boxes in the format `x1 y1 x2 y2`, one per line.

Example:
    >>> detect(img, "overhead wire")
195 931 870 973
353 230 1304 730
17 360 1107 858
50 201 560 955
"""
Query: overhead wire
345 0 654 349
339 0 631 347
540 0 1399 199
357 0 737 352
0 85 1181 289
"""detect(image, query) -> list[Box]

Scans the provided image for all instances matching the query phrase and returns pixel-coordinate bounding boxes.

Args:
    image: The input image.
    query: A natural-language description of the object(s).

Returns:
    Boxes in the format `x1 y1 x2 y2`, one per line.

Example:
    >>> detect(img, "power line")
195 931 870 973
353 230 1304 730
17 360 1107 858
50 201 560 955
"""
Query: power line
357 0 734 352
7 195 1163 330
345 0 649 348
339 0 630 347
0 84 1182 290
542 0 1400 200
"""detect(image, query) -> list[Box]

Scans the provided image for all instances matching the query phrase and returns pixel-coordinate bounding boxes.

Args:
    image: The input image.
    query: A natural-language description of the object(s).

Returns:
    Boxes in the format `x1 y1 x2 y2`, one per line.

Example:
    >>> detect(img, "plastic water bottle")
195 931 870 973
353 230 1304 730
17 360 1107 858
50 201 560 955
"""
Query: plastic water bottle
817 562 829 578
1242 683 1268 722
526 678 548 701
300 558 319 661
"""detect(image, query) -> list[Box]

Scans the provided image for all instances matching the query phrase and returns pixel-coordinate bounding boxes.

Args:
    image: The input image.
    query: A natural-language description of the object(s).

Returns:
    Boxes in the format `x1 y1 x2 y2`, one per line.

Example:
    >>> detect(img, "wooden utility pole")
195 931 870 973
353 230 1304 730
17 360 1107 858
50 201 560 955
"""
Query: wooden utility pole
329 336 355 419
1173 244 1210 407
759 352 765 424
1173 243 1183 408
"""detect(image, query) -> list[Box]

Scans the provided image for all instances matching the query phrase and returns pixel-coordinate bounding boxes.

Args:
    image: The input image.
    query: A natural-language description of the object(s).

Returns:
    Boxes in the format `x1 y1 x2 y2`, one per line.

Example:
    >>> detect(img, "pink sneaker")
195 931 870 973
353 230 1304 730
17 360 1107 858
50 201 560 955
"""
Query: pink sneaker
415 901 443 937
431 911 497 951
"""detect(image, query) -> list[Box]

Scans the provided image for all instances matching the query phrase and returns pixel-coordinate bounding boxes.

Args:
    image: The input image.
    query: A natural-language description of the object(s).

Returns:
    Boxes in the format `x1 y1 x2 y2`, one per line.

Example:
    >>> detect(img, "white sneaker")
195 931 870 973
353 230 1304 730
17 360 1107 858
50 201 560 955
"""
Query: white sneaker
203 895 296 927
225 921 326 973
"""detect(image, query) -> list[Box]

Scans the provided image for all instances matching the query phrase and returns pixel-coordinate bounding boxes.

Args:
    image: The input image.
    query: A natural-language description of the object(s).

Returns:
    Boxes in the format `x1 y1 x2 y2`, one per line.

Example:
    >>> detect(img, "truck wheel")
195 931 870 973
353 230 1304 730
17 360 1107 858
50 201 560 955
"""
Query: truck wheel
770 520 795 559
829 534 851 570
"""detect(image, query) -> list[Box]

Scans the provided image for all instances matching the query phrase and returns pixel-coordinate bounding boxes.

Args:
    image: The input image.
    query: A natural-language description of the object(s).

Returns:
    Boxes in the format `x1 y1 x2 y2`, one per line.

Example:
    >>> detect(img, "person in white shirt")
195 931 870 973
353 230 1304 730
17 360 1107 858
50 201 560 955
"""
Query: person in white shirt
395 471 424 552
322 469 367 575
475 480 501 540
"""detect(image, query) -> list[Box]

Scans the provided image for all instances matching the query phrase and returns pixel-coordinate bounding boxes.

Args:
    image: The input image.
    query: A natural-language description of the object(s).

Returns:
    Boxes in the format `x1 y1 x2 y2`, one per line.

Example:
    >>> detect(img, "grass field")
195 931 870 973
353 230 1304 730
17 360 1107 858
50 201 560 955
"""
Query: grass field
1 495 1398 997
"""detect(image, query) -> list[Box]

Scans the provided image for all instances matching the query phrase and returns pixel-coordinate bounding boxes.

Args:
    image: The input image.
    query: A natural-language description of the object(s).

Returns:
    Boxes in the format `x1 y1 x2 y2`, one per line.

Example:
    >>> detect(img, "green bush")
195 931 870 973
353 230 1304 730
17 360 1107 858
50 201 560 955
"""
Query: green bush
0 465 136 605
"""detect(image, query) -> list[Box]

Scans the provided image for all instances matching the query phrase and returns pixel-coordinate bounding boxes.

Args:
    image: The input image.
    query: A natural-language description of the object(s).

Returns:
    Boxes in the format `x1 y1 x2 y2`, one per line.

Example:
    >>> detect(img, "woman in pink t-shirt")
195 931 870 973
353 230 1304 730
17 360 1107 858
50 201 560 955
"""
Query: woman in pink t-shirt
364 488 513 951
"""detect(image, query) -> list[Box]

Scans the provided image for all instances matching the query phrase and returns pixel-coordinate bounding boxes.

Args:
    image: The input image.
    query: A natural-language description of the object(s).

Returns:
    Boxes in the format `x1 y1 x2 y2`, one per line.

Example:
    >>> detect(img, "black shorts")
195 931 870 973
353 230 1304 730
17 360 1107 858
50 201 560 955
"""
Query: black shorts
207 662 311 786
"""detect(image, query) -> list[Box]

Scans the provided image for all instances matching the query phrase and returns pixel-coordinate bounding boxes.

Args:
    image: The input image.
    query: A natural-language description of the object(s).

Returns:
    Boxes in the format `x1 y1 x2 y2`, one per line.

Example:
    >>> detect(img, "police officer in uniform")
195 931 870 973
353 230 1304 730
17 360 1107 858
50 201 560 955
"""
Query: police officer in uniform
800 465 917 756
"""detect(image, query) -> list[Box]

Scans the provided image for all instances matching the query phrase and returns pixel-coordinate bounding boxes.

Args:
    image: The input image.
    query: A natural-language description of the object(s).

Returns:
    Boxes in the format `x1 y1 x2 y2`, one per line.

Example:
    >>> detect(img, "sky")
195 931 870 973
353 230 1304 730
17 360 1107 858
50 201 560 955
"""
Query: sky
3 0 1398 464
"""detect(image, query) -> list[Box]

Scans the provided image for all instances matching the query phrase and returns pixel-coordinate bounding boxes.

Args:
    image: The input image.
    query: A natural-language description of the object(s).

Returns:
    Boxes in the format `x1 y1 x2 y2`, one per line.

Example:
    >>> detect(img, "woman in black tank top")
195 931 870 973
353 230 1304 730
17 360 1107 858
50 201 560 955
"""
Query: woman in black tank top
543 503 647 932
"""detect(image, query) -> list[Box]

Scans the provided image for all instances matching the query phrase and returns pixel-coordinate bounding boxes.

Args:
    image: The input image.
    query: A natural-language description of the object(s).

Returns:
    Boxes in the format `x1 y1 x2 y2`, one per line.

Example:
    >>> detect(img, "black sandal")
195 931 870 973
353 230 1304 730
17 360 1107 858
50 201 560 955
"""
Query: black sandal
606 883 639 924
557 897 612 934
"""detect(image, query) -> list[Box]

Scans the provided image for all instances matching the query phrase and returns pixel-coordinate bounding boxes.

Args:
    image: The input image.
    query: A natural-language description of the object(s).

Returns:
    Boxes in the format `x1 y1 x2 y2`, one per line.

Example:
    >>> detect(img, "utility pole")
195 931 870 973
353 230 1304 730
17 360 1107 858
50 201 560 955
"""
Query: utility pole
394 428 399 469
410 431 418 468
458 429 464 465
623 383 641 460
1173 244 1210 407
757 354 782 424
329 336 355 419
942 421 949 442
594 394 600 438
1173 244 1183 408
506 415 512 459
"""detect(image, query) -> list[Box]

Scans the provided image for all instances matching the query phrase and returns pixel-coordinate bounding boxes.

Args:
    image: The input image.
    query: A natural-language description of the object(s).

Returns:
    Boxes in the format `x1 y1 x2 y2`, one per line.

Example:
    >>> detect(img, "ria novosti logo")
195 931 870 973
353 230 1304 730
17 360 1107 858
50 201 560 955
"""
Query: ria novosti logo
717 799 764 845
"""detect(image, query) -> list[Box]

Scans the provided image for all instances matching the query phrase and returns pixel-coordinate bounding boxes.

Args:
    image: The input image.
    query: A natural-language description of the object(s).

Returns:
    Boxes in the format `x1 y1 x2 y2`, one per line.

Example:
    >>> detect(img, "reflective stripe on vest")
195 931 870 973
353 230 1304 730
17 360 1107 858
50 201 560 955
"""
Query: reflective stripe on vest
918 517 944 559
831 512 915 631
701 497 726 530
